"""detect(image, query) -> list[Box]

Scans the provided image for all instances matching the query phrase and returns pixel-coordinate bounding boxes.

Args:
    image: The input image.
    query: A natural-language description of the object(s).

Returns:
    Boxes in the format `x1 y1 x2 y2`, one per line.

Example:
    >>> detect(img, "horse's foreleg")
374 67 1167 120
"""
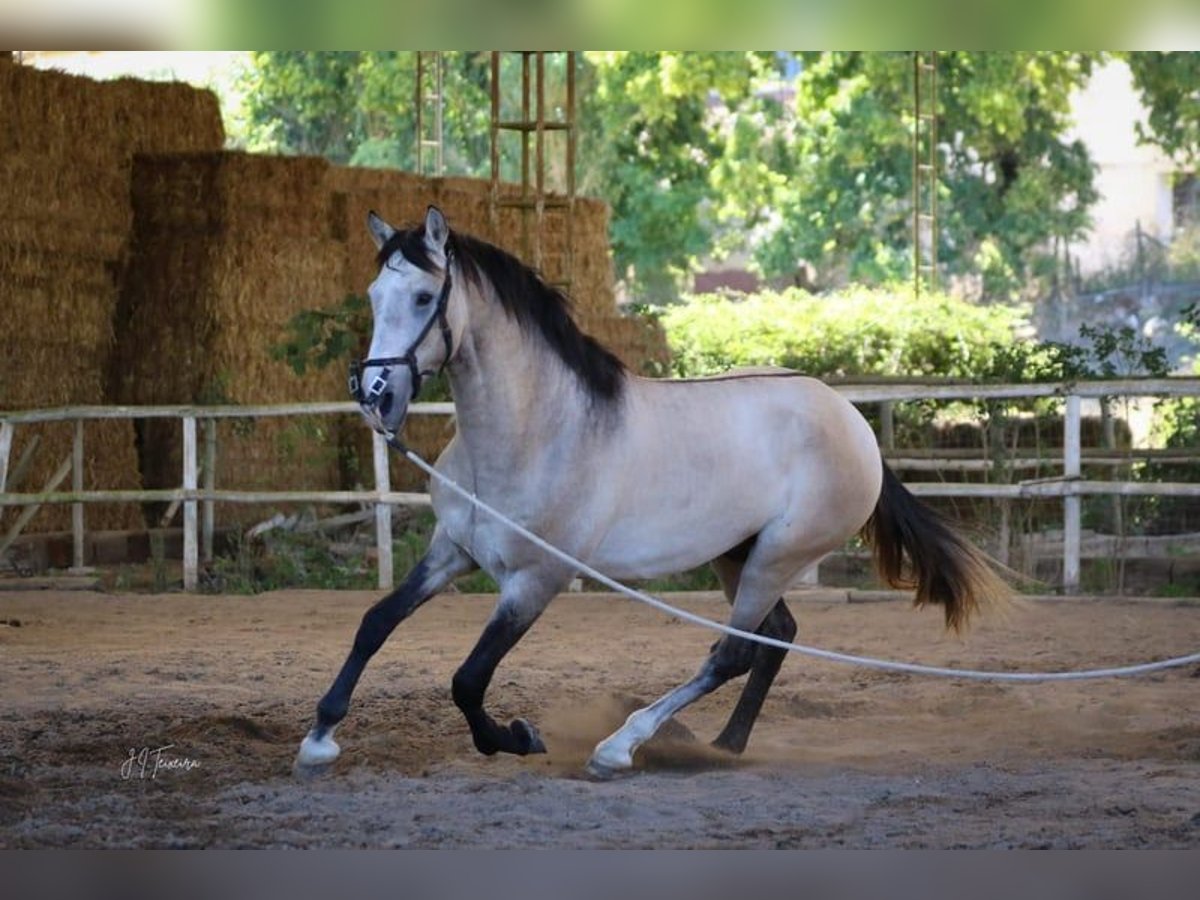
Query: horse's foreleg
295 534 475 770
452 583 558 756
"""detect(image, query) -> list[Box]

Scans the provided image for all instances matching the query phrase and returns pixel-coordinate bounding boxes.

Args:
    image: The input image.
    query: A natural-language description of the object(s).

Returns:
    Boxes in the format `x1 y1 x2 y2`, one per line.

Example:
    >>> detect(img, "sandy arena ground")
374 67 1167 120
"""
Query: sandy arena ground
1 588 1199 848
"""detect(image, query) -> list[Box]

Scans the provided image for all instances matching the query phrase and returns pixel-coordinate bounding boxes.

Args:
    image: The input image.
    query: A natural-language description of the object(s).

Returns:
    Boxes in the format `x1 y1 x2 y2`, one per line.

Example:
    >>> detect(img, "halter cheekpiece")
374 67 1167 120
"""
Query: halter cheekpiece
349 248 455 409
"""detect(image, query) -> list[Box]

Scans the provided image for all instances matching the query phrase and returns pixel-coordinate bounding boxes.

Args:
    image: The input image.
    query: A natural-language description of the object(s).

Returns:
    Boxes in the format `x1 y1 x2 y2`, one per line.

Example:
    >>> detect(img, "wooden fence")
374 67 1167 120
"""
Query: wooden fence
2 378 1198 593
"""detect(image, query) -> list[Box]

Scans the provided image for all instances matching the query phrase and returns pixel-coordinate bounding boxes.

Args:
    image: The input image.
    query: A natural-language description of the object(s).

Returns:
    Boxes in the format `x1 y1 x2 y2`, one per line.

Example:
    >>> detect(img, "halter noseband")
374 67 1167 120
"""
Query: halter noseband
349 249 455 409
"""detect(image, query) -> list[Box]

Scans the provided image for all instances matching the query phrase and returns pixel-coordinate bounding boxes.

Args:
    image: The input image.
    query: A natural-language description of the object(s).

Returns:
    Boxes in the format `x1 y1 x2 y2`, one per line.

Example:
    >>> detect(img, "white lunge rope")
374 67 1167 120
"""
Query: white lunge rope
399 444 1200 683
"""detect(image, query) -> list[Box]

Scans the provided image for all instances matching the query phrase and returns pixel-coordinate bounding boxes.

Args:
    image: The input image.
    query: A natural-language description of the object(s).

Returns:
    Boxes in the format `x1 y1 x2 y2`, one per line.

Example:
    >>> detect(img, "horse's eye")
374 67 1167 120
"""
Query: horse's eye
415 292 434 308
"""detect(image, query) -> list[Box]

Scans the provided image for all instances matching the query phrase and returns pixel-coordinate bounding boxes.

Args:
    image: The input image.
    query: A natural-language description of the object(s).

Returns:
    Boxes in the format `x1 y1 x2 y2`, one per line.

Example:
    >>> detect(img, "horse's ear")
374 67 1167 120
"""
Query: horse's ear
424 205 449 259
367 210 396 251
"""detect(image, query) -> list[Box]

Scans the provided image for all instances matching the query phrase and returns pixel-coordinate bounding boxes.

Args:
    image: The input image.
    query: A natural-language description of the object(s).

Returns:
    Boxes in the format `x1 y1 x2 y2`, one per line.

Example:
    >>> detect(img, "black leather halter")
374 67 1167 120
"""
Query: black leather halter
349 250 455 409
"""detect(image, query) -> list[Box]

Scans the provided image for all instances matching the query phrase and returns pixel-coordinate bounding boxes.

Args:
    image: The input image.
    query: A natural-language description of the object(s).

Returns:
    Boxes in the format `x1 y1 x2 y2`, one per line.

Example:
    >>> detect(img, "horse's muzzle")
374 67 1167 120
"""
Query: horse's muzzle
351 361 411 437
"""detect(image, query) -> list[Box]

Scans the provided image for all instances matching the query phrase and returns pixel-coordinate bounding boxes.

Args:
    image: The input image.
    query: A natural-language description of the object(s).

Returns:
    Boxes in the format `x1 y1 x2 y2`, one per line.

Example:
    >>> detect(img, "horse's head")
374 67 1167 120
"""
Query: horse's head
353 206 462 437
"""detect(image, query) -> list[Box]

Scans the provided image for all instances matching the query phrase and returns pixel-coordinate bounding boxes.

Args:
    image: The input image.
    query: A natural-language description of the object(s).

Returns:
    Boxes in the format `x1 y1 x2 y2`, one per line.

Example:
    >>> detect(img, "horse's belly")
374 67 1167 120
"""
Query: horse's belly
586 492 772 580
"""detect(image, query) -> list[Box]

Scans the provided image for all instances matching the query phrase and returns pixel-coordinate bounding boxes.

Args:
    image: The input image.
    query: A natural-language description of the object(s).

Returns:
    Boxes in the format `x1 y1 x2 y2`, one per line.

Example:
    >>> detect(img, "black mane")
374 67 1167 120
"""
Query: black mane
378 227 627 404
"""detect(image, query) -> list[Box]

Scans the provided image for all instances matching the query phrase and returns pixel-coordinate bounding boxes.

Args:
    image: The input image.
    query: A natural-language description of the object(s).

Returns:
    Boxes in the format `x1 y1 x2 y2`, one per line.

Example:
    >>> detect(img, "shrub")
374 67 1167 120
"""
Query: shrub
660 286 1028 379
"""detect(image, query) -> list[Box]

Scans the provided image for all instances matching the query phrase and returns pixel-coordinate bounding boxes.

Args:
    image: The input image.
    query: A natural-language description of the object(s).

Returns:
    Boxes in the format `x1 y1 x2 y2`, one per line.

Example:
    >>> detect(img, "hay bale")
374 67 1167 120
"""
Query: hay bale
0 64 225 533
326 166 434 289
117 152 347 521
0 64 223 161
579 312 672 376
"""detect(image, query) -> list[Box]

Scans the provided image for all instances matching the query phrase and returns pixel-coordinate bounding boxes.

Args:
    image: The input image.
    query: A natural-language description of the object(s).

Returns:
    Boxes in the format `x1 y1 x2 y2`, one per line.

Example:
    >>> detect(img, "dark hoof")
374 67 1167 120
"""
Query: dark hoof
709 736 747 756
512 718 547 755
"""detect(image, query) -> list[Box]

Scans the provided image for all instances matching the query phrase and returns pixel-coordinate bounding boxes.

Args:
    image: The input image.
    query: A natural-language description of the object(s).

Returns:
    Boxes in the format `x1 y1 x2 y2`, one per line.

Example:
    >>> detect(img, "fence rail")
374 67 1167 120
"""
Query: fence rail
2 378 1199 593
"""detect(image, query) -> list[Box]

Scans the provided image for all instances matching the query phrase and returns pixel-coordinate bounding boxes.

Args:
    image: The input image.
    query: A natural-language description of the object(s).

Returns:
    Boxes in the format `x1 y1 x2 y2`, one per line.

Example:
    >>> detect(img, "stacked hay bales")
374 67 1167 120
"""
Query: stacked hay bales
115 152 347 522
0 62 224 533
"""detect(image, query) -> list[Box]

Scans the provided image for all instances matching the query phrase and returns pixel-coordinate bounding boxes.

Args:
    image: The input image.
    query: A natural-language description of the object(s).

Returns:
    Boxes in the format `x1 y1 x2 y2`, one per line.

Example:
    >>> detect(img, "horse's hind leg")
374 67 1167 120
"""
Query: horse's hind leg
587 535 816 779
295 531 476 770
711 601 795 753
708 551 797 755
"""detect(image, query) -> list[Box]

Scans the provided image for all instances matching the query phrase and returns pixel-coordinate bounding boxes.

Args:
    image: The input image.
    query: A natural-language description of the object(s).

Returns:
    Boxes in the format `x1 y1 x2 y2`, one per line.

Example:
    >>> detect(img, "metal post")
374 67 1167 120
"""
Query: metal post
566 51 576 287
373 430 394 589
534 51 546 271
520 51 531 262
1063 394 1081 593
71 418 85 572
416 51 445 177
912 51 938 297
489 51 501 236
489 51 577 292
182 416 198 591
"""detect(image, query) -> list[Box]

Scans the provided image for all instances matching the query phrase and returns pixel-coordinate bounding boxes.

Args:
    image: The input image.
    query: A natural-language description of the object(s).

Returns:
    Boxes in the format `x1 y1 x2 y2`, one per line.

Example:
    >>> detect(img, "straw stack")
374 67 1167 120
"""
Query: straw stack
115 152 347 520
0 63 224 532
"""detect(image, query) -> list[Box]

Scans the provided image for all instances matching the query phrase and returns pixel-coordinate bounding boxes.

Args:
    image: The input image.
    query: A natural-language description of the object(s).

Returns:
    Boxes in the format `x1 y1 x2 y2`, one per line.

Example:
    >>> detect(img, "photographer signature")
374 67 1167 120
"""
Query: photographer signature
120 744 201 780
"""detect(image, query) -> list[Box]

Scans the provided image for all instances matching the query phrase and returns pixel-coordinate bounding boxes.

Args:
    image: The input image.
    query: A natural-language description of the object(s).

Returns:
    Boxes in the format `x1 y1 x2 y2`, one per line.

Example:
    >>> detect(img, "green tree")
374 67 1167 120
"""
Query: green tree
237 51 492 172
578 52 777 300
734 52 1103 298
1125 51 1200 165
241 52 1181 303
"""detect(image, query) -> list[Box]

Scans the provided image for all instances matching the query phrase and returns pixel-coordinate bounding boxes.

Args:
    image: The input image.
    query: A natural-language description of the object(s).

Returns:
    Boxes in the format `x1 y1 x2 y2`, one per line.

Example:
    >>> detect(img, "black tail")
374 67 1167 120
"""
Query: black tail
861 463 1009 631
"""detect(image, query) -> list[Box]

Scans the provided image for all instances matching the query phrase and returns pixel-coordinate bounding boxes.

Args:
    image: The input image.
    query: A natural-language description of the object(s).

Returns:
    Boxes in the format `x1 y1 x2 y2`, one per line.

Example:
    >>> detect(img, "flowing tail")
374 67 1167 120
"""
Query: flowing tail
861 462 1009 631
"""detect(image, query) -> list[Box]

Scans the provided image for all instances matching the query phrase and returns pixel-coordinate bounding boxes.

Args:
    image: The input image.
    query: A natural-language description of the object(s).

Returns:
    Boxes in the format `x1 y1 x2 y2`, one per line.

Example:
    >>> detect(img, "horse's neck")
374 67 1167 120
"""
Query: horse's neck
447 294 581 464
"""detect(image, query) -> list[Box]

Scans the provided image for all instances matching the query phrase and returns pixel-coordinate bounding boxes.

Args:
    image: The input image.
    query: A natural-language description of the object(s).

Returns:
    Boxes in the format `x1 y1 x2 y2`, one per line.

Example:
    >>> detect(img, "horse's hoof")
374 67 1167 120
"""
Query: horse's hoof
584 744 633 780
295 730 340 771
512 718 547 755
583 757 631 781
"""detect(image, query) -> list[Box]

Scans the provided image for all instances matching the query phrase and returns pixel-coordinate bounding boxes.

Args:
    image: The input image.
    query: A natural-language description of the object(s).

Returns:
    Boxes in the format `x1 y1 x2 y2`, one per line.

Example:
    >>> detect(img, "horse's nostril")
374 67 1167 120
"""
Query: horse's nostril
379 390 394 418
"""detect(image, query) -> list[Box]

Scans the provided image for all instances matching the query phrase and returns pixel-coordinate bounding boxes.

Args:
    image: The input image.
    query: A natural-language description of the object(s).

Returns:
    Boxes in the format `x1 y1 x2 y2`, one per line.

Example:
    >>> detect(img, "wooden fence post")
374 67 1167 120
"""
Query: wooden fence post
879 401 895 451
182 416 198 591
203 418 216 563
373 430 394 589
0 421 13 493
1063 393 1081 593
70 418 87 573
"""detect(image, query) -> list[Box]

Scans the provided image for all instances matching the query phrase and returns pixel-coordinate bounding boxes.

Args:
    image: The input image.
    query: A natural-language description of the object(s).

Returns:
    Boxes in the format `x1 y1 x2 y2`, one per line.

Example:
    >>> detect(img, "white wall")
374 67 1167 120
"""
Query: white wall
1065 60 1178 276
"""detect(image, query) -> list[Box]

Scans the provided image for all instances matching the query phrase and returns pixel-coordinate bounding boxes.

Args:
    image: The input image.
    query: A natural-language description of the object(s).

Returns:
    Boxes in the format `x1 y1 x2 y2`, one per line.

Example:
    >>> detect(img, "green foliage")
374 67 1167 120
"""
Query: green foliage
661 286 1026 379
234 51 1198 303
741 52 1102 298
203 529 375 594
1125 51 1200 165
271 291 454 402
272 293 368 376
580 52 775 301
237 51 492 173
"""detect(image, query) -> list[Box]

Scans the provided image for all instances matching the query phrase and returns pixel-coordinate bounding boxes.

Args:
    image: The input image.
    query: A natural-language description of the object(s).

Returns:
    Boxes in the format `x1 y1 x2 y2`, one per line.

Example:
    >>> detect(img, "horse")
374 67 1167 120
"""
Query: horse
295 206 1009 778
